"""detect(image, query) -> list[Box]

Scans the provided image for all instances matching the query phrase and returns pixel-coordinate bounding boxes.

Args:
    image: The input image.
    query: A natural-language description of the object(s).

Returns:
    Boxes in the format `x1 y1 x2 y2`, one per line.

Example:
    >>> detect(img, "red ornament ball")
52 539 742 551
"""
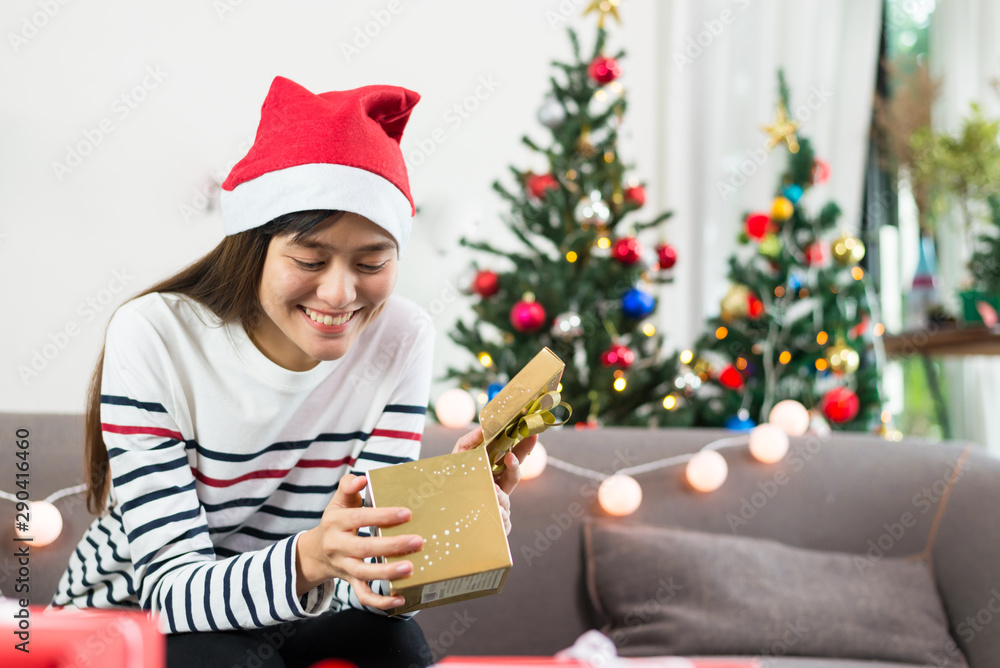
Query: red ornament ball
600 344 635 369
806 241 829 266
820 387 860 424
718 365 743 390
624 185 646 207
812 158 831 185
526 173 558 200
510 297 547 333
745 212 771 240
471 270 499 298
588 55 622 84
612 237 643 265
656 243 678 269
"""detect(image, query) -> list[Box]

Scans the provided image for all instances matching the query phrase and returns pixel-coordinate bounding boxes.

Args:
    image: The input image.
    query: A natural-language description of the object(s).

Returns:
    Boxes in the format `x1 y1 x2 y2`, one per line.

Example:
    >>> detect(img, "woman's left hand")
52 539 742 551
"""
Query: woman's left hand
452 427 538 535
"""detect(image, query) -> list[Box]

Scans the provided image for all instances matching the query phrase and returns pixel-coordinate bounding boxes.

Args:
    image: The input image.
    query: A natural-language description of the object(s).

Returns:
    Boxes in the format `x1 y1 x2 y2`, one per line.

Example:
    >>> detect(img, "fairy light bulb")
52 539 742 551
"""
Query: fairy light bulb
748 424 790 463
768 399 810 436
434 389 477 428
598 475 642 516
519 442 548 480
15 500 63 547
686 450 728 492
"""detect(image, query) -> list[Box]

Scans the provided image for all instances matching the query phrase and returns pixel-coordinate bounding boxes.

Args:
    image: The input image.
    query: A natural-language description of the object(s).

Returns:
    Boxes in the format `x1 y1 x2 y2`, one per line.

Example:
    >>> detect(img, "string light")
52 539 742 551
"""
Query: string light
613 377 626 391
768 399 810 436
715 326 728 339
527 414 804 515
566 251 578 263
478 352 493 367
598 475 642 516
662 395 677 410
774 286 785 297
851 266 864 281
434 389 477 428
778 351 791 364
873 323 885 336
748 424 790 463
686 450 729 492
816 331 828 345
815 359 828 371
477 392 488 404
642 323 656 337
596 236 611 249
0 484 87 548
679 350 694 364
519 442 548 480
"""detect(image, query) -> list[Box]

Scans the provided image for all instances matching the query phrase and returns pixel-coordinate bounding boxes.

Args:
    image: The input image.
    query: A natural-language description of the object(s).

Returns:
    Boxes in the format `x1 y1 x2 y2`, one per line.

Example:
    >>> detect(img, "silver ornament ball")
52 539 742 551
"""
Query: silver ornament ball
551 312 584 340
574 191 611 226
537 97 566 129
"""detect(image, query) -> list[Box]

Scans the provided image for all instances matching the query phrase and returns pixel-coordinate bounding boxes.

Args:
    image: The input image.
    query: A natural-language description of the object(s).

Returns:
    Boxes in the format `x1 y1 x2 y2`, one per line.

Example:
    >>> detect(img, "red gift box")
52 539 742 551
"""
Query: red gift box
0 602 164 668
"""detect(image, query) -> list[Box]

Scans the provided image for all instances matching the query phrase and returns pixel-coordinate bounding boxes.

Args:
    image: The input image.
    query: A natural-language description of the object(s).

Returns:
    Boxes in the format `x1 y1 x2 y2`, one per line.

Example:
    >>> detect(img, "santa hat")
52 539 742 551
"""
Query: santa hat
220 76 420 255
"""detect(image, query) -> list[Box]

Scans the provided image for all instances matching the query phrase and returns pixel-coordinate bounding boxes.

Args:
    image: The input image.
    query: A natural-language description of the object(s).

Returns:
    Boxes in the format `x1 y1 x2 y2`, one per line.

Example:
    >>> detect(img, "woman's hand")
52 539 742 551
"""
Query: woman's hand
452 427 538 535
295 473 423 609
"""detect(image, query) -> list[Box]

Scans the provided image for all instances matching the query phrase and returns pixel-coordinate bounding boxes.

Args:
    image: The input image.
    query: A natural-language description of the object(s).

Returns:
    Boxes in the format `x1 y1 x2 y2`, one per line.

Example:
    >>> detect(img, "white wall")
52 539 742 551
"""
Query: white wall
0 0 665 413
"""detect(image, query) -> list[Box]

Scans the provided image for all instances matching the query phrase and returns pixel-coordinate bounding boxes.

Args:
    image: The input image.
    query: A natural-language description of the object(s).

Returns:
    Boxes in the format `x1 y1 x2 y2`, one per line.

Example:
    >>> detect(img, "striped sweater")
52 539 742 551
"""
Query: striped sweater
52 292 434 634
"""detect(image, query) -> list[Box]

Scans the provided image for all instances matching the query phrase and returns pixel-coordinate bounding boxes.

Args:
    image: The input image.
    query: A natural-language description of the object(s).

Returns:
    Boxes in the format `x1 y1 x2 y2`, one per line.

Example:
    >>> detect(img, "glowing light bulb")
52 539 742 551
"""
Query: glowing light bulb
519 442 547 481
686 450 728 492
768 399 809 436
598 475 643 516
15 500 63 547
748 424 790 463
434 389 477 428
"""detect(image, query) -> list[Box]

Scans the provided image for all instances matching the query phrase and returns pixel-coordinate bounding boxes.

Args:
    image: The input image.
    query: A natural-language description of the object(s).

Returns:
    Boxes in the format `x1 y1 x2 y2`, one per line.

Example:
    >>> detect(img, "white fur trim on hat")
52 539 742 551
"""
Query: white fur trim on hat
220 163 412 257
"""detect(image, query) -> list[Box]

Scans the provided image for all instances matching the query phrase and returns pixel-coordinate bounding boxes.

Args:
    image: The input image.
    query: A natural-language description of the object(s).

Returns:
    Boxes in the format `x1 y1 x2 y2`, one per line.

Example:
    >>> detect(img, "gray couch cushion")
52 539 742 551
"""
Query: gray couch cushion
585 519 967 666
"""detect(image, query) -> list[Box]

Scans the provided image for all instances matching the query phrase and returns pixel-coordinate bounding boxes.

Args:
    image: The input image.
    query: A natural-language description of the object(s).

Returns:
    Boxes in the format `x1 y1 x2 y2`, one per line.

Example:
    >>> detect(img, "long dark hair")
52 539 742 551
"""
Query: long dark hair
84 210 343 514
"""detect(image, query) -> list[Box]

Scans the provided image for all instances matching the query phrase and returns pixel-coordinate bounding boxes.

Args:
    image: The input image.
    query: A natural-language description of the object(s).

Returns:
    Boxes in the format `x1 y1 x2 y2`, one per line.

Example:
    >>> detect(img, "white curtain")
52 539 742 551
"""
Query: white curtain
930 0 1000 454
651 0 883 351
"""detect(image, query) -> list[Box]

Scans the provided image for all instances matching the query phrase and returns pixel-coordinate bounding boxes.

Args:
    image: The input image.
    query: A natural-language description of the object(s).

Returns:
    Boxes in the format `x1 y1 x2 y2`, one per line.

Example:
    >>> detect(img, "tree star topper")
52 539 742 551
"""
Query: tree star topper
762 103 800 153
585 0 622 28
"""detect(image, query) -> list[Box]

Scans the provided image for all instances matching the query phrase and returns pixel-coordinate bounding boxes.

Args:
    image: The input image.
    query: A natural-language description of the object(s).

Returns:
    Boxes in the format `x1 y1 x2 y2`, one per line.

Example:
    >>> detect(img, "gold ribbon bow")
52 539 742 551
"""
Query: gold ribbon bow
485 390 572 474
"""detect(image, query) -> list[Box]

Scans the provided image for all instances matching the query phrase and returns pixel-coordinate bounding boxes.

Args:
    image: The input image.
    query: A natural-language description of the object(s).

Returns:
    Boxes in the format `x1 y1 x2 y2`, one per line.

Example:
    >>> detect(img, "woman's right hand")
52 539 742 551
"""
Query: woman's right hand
295 473 424 609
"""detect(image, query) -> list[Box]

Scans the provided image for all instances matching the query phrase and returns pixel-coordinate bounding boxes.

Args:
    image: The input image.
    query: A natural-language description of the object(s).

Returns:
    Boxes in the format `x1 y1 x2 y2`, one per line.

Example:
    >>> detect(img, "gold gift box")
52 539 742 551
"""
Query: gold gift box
366 448 511 615
366 347 566 615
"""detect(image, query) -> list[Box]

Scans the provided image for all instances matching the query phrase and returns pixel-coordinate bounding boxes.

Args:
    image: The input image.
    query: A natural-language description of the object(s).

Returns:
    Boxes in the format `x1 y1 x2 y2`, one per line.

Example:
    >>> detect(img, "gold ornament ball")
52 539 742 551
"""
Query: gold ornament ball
720 284 750 322
832 233 865 265
771 196 794 221
824 340 860 375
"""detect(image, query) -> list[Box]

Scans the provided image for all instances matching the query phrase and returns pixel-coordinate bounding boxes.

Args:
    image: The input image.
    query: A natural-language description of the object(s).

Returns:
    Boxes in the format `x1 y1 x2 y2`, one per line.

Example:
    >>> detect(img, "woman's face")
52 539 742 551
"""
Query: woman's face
253 212 398 371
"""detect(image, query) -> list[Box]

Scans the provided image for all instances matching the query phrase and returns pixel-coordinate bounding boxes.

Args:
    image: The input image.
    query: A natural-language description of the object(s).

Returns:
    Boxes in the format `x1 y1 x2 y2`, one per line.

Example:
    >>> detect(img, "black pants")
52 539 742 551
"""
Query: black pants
165 608 433 668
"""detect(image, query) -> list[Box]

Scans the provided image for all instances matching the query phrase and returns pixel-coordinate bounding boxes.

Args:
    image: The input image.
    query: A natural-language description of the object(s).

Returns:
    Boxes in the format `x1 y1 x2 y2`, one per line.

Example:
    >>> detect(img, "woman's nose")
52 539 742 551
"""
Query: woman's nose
316 267 357 308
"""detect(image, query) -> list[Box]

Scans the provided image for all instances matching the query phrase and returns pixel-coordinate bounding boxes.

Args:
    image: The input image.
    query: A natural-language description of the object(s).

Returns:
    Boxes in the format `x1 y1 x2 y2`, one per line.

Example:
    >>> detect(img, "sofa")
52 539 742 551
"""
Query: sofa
2 412 999 667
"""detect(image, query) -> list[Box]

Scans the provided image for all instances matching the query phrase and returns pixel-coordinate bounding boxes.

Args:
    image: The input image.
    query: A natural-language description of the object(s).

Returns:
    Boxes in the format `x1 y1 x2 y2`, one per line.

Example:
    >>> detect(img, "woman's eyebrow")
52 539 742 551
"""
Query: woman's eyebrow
290 238 396 253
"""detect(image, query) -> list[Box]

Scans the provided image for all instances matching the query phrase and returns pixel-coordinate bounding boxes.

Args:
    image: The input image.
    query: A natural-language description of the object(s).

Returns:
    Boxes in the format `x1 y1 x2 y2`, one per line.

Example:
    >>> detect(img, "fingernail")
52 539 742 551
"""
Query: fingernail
397 509 410 521
396 561 412 575
394 597 406 606
409 536 424 549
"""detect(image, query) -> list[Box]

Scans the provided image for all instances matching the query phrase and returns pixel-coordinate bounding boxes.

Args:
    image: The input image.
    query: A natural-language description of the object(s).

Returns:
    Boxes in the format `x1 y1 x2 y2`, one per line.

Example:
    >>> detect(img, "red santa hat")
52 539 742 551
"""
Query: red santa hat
221 76 419 255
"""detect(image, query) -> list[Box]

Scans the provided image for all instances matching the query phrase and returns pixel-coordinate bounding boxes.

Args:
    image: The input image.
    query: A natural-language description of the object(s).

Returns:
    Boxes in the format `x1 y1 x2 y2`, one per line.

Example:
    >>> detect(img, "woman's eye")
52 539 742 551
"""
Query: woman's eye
359 262 388 272
293 259 324 270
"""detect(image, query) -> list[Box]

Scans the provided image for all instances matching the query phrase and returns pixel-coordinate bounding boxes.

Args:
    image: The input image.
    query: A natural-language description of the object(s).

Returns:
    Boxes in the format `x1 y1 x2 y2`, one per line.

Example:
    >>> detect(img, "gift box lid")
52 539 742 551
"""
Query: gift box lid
479 347 564 451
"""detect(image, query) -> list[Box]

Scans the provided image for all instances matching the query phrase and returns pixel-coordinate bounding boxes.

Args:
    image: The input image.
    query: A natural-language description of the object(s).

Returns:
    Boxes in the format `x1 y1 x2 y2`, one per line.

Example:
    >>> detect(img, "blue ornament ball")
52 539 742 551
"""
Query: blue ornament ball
724 414 756 431
783 184 804 203
621 288 655 318
487 382 505 401
788 270 805 291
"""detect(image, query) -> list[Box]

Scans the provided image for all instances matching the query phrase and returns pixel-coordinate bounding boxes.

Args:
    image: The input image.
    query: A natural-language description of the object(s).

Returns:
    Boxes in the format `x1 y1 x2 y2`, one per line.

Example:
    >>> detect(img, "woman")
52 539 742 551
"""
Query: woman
52 76 534 668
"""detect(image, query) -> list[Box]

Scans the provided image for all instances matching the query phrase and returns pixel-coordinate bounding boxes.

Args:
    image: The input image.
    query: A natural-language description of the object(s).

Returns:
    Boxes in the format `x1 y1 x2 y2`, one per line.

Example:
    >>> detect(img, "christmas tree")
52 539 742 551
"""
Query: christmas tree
445 5 687 427
678 73 882 432
969 194 1000 295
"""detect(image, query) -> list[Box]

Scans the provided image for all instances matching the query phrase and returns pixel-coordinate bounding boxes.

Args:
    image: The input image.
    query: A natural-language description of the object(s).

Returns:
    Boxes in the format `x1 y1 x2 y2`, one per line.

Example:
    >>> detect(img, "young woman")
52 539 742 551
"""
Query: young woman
52 76 534 668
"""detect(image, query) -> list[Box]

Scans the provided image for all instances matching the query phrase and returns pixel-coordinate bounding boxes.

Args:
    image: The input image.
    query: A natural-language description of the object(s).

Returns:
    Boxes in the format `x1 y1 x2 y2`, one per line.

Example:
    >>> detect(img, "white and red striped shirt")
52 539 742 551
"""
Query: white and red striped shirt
52 292 434 634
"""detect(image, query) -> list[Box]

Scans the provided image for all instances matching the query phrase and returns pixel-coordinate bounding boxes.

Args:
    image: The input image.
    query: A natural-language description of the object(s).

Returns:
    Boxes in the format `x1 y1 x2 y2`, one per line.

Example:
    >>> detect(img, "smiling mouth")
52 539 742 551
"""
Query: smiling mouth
303 307 358 326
